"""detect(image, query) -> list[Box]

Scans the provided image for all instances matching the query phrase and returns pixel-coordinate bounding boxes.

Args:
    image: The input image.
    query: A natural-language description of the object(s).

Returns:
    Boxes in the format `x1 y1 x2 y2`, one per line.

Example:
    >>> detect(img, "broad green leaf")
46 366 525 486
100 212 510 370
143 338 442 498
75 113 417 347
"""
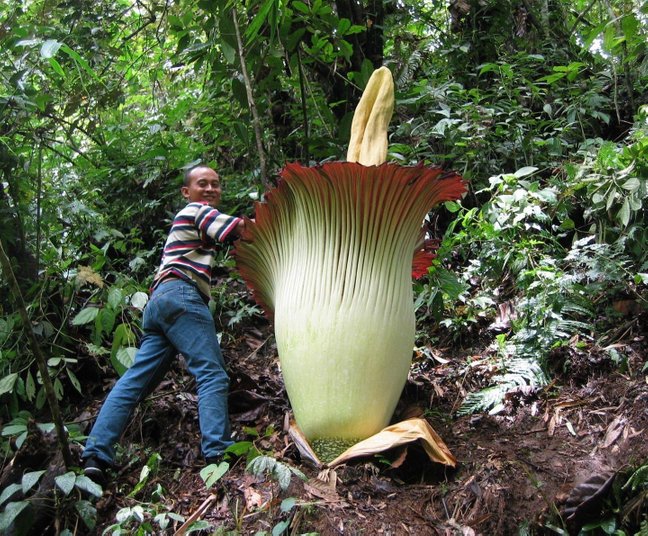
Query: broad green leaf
55 472 77 496
0 372 18 395
513 166 538 178
221 41 236 64
67 369 83 395
33 93 50 111
72 307 100 326
16 38 41 47
225 441 256 458
54 377 63 400
0 500 30 531
36 422 55 434
40 39 62 58
273 519 291 536
0 318 12 343
0 483 21 506
131 505 145 522
538 72 565 84
112 323 136 349
606 190 617 211
154 512 170 530
74 475 103 497
244 0 278 46
75 500 97 530
274 462 292 490
108 287 124 309
22 470 46 494
185 520 212 533
628 195 642 211
130 291 148 310
634 273 648 284
559 218 575 231
445 201 462 213
200 461 229 488
231 78 248 108
622 178 640 191
280 497 297 512
233 122 249 145
116 507 131 523
583 22 606 48
617 198 630 226
60 44 101 82
292 1 310 14
115 347 137 371
2 423 26 436
338 18 351 35
36 386 46 410
15 431 28 449
603 25 618 51
96 307 117 343
48 57 66 78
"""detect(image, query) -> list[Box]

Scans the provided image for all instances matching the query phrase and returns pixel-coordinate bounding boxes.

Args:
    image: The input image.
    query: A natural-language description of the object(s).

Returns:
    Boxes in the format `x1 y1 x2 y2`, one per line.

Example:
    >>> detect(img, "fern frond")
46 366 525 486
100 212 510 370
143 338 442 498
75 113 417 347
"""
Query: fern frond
457 357 548 416
246 455 306 491
396 50 422 87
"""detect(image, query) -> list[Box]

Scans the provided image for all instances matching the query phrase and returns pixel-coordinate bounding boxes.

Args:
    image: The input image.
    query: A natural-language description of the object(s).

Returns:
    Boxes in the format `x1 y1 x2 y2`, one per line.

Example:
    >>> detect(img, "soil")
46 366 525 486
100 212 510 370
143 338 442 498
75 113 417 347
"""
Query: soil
5 311 648 535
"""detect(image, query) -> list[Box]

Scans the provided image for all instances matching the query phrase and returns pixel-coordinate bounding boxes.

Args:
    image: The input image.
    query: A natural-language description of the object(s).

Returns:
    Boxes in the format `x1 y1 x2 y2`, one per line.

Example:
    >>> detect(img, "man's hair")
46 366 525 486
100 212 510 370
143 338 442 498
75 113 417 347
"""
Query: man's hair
183 165 213 187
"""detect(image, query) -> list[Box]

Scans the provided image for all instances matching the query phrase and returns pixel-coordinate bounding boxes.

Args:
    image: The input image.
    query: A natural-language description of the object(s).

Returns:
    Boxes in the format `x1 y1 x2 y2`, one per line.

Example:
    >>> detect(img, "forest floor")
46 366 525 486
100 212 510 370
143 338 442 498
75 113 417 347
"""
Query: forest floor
6 302 648 535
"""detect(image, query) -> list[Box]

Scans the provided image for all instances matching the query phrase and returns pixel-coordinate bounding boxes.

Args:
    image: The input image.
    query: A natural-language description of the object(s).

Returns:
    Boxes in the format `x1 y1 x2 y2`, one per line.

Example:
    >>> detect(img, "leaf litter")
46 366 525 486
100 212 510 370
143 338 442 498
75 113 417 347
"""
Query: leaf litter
8 312 647 534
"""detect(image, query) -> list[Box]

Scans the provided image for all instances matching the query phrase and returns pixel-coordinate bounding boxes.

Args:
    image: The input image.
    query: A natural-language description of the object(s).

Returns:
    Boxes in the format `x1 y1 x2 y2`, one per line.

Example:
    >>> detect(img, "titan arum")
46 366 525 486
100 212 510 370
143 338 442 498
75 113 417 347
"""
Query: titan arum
235 67 465 448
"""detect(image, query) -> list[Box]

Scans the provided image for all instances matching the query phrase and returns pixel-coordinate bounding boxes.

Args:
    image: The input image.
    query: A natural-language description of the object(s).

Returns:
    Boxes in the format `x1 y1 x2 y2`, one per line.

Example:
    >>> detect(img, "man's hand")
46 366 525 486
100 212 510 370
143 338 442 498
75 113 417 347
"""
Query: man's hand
236 218 255 235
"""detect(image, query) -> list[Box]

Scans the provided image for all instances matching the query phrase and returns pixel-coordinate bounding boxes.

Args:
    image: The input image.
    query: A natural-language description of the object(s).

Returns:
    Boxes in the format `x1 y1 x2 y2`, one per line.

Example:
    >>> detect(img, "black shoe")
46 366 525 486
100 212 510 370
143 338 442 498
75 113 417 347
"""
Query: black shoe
83 457 108 485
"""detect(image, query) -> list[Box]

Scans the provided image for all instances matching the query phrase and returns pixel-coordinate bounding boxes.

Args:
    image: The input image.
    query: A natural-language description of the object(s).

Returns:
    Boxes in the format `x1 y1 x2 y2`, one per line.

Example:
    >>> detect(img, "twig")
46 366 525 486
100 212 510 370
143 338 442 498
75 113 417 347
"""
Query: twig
173 493 218 536
296 46 309 163
568 0 597 37
0 239 73 468
232 5 270 190
519 427 547 435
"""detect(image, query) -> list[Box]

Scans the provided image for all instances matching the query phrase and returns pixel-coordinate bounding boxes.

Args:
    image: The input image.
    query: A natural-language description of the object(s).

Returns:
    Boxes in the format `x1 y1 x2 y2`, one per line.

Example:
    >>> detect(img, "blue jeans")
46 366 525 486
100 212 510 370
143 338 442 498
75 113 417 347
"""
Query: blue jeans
83 279 233 465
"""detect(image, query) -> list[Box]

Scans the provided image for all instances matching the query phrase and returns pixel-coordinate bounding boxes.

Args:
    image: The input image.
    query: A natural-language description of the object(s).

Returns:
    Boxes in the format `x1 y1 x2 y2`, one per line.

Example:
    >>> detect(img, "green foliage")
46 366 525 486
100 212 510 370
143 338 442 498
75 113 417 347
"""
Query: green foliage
101 452 192 535
0 2 647 531
200 461 230 489
0 467 101 534
423 127 647 412
543 461 648 534
247 455 307 491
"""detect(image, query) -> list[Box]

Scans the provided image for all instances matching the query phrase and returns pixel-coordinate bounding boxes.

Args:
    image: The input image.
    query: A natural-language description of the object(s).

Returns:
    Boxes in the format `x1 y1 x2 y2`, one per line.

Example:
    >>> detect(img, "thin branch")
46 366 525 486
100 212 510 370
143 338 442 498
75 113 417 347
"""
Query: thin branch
41 135 100 167
41 112 105 147
174 494 218 536
296 46 310 163
36 142 42 273
40 142 77 167
568 0 598 37
0 239 73 468
232 6 270 189
602 0 635 114
122 15 157 43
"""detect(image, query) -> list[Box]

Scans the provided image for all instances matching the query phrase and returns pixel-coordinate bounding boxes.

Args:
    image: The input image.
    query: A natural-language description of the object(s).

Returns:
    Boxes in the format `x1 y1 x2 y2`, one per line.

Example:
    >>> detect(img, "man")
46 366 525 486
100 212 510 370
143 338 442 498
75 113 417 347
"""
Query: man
83 165 246 483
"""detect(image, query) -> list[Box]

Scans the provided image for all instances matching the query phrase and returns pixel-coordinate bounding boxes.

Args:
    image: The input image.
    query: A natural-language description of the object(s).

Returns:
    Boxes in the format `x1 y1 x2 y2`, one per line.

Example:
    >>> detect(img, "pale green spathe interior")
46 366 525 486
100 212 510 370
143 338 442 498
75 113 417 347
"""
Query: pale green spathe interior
235 162 462 441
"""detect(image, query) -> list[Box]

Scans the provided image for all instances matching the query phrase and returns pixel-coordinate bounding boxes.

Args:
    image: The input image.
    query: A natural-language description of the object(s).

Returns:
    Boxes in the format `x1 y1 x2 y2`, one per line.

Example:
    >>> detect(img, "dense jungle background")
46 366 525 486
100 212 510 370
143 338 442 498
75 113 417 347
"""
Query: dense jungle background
1 0 647 534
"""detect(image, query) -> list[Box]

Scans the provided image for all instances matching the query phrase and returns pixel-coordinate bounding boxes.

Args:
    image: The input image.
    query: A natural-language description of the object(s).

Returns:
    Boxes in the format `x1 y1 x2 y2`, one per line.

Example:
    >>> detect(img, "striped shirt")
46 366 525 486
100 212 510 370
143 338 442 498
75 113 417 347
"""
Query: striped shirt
152 202 242 300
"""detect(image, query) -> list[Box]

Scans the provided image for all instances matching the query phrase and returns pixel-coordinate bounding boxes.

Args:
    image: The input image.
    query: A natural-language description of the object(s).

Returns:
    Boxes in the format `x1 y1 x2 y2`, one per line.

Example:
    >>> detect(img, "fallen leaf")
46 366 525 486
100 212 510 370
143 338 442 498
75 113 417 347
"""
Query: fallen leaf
243 487 266 509
601 416 626 448
563 470 617 530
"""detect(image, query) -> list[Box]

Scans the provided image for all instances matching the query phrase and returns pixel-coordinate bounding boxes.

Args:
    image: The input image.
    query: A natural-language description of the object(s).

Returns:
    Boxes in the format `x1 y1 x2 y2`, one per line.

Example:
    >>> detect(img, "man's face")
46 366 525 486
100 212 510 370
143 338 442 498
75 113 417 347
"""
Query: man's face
182 167 222 208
